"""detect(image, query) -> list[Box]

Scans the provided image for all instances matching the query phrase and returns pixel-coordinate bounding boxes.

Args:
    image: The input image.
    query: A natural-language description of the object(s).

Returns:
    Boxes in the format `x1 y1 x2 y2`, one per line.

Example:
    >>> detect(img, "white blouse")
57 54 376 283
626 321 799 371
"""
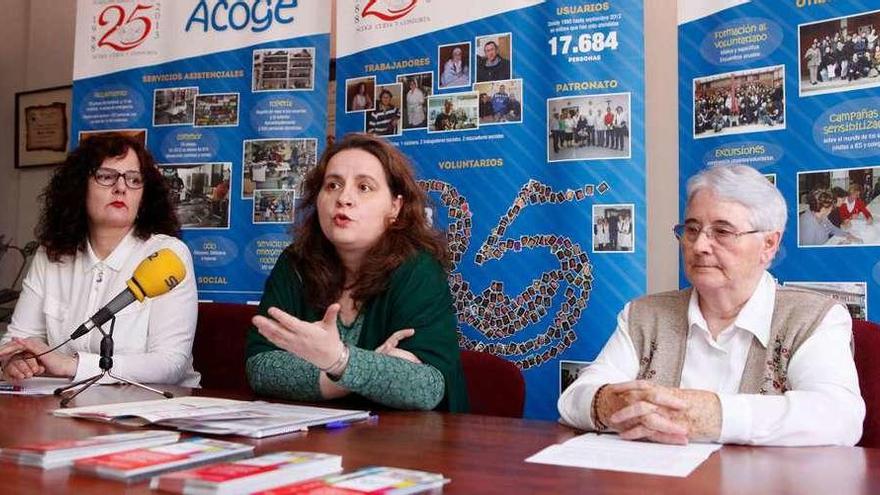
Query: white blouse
558 272 864 446
4 231 200 386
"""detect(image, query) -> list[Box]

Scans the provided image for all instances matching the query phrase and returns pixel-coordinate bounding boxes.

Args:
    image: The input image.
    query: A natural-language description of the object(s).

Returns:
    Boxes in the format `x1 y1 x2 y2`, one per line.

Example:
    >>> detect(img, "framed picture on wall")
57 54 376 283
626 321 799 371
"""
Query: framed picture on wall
14 85 72 168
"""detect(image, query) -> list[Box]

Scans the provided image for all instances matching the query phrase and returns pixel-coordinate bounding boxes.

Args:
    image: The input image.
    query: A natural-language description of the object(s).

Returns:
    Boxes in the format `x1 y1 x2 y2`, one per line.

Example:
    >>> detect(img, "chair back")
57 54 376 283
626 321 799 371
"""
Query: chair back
853 319 880 447
460 350 525 418
192 302 258 394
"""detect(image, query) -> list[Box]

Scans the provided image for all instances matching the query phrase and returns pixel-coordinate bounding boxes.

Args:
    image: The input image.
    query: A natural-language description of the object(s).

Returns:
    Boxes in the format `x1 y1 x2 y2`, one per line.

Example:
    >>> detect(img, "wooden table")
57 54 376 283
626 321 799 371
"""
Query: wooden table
0 385 877 494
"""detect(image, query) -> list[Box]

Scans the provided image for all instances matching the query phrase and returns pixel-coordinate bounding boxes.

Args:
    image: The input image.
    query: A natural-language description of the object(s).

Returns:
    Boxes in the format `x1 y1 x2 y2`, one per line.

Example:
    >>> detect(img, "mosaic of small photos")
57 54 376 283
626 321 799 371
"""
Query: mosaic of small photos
420 178 606 369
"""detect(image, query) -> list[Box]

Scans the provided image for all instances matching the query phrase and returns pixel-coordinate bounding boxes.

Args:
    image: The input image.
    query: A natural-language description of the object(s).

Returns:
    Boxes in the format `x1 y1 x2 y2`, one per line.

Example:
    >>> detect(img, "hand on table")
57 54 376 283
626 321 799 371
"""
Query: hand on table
0 340 41 380
375 329 421 364
1 338 77 381
252 304 345 370
595 380 722 445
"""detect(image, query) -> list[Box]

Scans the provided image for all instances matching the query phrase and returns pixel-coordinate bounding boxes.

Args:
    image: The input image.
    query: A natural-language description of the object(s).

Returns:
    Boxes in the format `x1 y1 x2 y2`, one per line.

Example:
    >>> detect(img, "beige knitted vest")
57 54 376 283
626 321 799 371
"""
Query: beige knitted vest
627 286 837 394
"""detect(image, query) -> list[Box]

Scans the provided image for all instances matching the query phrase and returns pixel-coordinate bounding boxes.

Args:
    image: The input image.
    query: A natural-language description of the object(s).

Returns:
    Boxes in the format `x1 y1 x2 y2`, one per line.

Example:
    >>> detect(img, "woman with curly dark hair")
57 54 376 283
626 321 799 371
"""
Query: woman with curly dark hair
0 134 200 386
247 133 468 412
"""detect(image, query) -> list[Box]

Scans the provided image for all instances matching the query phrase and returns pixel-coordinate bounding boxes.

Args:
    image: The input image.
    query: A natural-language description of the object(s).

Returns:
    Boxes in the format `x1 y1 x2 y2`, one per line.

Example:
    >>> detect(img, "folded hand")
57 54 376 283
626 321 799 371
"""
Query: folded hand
375 329 421 364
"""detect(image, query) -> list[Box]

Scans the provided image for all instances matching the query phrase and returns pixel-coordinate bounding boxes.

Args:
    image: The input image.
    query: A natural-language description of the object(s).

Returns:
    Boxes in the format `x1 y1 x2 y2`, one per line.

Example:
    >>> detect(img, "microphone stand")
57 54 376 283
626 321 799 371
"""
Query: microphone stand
54 316 174 407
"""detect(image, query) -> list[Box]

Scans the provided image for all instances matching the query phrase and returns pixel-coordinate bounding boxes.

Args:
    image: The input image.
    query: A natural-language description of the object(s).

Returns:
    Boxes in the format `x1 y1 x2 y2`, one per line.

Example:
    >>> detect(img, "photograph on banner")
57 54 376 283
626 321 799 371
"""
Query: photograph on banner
475 33 512 83
765 173 776 186
397 72 432 130
798 9 880 97
783 281 867 320
427 93 479 133
158 162 231 229
345 76 376 113
242 138 318 198
78 128 147 147
153 87 198 126
693 65 785 139
194 93 240 127
253 189 294 224
560 360 592 395
592 203 634 253
365 83 403 137
474 79 523 125
252 47 315 91
797 165 880 247
547 92 631 162
437 42 471 89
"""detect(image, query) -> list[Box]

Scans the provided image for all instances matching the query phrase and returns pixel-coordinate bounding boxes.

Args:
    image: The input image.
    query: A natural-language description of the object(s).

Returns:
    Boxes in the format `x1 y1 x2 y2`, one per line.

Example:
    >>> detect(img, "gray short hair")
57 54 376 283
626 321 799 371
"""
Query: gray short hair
686 164 787 232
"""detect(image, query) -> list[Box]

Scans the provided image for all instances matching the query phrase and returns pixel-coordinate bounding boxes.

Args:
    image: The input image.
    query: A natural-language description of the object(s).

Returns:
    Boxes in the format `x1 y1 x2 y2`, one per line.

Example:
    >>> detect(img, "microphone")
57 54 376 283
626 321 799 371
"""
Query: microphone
70 248 186 340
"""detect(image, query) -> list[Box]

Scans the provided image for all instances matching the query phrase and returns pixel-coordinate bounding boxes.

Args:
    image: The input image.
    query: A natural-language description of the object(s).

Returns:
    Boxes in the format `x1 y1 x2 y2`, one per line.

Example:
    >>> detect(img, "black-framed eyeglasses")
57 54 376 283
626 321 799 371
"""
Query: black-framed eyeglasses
92 168 144 189
673 223 763 247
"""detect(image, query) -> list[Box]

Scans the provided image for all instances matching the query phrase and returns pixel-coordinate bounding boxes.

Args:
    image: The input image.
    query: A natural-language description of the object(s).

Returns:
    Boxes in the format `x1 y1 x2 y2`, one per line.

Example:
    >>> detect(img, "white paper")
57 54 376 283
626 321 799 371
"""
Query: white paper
52 396 242 421
525 433 721 477
0 377 73 395
52 396 370 438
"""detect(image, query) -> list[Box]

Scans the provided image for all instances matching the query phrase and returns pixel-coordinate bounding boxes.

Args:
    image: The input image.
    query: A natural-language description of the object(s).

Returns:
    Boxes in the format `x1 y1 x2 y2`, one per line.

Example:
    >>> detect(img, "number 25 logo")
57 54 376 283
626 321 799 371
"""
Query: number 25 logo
361 0 418 21
97 3 154 52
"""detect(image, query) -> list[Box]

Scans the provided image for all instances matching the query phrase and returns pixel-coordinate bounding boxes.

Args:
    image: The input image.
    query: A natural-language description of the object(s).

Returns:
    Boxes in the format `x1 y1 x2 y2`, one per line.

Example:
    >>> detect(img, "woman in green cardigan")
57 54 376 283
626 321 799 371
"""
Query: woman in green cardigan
247 133 468 412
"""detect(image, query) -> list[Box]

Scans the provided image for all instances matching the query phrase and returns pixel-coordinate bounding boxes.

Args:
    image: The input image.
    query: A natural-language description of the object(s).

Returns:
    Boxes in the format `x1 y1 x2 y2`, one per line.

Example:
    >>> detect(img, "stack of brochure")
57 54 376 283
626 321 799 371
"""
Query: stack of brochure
0 430 180 469
73 437 254 483
254 466 449 495
53 397 371 438
150 451 343 494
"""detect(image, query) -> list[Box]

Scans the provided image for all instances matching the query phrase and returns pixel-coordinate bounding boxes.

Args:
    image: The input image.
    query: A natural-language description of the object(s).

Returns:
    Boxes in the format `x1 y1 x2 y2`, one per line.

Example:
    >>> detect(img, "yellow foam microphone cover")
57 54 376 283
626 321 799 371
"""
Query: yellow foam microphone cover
126 248 187 302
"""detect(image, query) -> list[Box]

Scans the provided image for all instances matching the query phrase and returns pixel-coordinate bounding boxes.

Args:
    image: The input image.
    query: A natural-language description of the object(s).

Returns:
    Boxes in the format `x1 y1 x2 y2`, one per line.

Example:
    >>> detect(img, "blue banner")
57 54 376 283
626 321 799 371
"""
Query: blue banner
336 0 646 419
679 0 878 321
72 0 330 303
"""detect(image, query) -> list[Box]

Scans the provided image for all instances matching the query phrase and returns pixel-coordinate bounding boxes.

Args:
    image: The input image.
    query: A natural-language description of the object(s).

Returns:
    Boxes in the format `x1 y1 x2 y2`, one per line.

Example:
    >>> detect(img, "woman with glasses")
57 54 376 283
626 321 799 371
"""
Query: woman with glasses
0 134 199 386
559 164 864 447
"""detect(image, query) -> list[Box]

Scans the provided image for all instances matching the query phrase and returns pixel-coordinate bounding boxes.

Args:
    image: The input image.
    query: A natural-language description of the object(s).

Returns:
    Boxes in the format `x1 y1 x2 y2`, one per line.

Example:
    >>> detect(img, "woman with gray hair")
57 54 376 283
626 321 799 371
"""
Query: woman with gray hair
559 164 864 446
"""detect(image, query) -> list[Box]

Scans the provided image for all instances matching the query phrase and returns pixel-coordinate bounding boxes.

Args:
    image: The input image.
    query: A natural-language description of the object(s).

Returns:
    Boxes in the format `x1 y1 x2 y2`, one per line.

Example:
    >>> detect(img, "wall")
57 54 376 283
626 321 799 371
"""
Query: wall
1 0 77 281
645 0 680 292
0 0 30 286
0 0 679 309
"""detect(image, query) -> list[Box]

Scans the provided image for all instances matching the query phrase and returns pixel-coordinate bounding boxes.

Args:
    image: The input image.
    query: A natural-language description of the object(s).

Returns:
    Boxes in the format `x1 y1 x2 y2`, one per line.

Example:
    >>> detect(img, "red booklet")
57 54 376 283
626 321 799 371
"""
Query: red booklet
253 466 448 495
0 430 180 469
151 451 342 494
73 437 254 483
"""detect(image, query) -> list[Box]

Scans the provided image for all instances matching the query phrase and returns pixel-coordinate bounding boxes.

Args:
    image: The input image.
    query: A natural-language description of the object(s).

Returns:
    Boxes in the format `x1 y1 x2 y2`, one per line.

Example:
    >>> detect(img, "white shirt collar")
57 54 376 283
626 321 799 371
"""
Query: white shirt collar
687 271 776 348
83 229 138 273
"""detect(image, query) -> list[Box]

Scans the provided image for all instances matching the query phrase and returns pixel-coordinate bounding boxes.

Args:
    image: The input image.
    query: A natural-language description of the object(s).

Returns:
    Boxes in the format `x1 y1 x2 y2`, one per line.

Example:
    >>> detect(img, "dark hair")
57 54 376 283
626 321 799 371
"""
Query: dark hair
289 133 449 311
807 189 834 213
378 89 393 101
36 133 180 261
831 186 848 199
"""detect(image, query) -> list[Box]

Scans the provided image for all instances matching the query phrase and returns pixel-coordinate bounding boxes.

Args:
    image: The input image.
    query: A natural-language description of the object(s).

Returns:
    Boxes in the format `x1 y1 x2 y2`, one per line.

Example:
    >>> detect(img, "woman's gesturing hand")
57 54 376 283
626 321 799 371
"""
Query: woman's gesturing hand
253 304 345 369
